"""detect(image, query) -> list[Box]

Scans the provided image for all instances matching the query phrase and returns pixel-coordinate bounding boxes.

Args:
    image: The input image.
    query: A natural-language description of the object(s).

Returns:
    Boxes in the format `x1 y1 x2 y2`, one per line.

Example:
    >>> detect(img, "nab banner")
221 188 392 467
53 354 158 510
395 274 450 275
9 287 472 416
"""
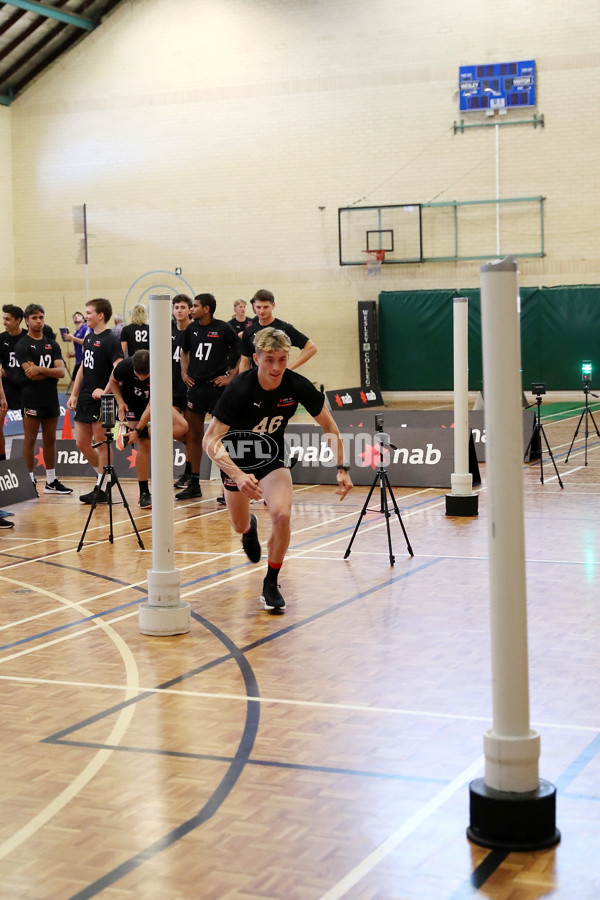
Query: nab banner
0 458 38 505
325 387 384 412
286 422 455 488
10 440 201 480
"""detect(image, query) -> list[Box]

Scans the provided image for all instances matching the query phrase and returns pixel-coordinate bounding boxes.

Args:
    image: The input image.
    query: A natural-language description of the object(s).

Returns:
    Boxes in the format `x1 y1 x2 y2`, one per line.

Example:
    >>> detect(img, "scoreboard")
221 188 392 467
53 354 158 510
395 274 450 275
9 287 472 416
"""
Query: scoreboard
459 60 536 112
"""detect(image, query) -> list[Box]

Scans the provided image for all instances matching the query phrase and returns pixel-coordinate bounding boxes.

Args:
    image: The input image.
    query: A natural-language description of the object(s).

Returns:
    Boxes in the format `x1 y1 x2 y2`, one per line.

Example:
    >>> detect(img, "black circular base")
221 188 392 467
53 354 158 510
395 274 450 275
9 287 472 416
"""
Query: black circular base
467 777 560 852
445 494 479 517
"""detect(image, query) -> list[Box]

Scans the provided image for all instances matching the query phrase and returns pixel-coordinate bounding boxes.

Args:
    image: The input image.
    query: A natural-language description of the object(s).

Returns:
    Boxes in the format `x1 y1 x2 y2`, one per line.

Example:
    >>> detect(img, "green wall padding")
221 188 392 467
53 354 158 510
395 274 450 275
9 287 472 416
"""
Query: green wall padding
379 285 600 391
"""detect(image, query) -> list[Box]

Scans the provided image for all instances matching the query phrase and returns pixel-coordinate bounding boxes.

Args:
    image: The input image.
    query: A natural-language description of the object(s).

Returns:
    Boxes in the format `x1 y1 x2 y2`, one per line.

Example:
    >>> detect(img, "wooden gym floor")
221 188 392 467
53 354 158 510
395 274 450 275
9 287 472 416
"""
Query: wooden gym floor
0 393 599 899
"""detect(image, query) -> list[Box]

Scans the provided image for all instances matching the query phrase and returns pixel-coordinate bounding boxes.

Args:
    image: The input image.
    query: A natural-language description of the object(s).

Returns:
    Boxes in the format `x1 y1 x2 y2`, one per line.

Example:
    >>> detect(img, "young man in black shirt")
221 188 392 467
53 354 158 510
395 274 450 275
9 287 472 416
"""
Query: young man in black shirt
228 299 253 340
171 294 194 489
239 289 317 373
16 304 72 495
203 327 352 612
110 350 188 509
0 304 27 461
67 297 123 504
176 293 239 501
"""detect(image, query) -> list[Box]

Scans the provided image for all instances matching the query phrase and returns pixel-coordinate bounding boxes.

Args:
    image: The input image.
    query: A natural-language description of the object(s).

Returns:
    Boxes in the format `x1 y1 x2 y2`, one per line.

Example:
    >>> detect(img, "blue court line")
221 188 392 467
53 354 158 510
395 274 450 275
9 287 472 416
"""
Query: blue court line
52 738 448 785
67 611 261 900
44 557 442 743
555 731 600 794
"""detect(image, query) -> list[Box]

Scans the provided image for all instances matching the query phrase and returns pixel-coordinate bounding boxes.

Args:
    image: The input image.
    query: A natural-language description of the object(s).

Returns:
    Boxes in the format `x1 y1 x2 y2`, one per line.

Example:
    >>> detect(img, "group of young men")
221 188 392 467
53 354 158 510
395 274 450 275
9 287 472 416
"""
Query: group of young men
0 290 353 612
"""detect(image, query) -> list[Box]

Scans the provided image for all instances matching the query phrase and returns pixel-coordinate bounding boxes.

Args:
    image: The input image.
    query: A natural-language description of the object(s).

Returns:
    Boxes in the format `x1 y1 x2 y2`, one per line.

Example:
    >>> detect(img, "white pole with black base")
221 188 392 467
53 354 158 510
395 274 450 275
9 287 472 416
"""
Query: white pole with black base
139 294 190 636
467 258 559 850
446 296 478 516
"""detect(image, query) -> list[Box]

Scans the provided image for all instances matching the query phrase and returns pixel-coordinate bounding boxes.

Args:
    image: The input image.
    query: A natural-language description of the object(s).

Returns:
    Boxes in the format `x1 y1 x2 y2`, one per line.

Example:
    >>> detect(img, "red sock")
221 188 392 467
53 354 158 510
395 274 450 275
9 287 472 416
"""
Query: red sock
266 561 282 583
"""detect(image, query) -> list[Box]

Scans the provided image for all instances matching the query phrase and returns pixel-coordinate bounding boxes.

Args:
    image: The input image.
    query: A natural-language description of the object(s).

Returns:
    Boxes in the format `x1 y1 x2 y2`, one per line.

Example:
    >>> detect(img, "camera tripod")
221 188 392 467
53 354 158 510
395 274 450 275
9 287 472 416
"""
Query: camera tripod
344 446 414 567
524 395 564 488
77 427 145 552
564 384 600 466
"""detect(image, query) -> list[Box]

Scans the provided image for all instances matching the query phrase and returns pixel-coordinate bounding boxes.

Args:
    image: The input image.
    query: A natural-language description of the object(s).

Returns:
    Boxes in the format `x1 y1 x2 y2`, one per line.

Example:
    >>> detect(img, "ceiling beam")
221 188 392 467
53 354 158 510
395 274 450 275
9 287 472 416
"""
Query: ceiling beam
2 1 96 31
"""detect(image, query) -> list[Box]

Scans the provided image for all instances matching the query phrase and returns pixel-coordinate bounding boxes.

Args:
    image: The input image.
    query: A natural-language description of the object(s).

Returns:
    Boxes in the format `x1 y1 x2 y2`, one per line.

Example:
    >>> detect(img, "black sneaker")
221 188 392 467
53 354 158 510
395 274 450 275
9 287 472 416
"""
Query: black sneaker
79 486 108 504
175 481 202 500
260 580 285 612
241 514 261 563
174 472 191 489
216 494 226 506
0 516 14 529
44 479 73 495
139 492 152 509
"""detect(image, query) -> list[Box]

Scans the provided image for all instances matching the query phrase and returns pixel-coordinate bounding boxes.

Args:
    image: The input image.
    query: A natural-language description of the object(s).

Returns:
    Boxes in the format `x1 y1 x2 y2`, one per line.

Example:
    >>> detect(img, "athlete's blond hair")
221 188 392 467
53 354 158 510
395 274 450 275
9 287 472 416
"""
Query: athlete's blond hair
253 327 291 354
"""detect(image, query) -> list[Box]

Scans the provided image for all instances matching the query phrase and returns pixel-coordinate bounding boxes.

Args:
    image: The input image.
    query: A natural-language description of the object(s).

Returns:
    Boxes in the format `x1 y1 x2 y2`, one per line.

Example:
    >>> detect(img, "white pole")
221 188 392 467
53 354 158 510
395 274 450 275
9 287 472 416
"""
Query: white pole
495 124 500 258
139 294 190 636
480 257 538 791
446 297 477 515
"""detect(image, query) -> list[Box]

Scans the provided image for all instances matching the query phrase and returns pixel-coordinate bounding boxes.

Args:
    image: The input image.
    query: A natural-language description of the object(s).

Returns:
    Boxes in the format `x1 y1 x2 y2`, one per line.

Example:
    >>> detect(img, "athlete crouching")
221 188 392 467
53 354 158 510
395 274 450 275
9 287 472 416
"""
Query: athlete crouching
203 327 352 612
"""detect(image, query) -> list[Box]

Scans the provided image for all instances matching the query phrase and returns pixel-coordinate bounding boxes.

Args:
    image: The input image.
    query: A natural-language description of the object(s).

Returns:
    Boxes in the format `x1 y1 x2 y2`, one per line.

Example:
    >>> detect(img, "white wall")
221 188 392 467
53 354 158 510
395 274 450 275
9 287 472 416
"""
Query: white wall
9 0 600 388
0 106 14 301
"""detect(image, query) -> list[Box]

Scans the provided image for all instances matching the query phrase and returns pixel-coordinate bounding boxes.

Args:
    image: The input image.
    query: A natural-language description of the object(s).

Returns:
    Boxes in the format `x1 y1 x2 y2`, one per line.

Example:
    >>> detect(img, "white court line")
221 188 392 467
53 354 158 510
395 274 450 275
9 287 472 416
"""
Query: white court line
1 672 598 735
318 755 485 900
0 573 140 861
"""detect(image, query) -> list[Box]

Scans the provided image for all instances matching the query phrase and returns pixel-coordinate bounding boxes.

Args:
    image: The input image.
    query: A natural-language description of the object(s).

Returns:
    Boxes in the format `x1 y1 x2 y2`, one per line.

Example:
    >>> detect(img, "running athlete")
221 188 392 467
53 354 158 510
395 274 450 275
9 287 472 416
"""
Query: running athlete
238 289 317 372
171 294 194 489
203 327 353 612
67 297 123 504
0 304 27 460
176 293 239 501
120 304 150 357
109 349 188 509
16 304 72 495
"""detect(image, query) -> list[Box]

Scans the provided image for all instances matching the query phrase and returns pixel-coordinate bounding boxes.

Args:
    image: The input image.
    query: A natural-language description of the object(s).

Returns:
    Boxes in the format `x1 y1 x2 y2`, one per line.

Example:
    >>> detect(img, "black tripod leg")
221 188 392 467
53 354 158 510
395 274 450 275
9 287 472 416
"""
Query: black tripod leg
110 472 145 549
344 474 380 559
565 410 585 463
77 496 100 552
379 475 395 566
383 472 414 557
539 425 564 489
588 409 600 439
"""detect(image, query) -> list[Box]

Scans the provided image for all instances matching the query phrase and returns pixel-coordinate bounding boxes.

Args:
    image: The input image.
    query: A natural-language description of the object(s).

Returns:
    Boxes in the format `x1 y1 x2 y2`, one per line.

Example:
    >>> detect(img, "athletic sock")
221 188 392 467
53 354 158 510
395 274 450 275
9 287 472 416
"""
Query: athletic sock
265 561 282 584
184 461 192 475
190 473 199 484
29 471 36 483
0 453 6 461
46 469 56 483
138 480 149 495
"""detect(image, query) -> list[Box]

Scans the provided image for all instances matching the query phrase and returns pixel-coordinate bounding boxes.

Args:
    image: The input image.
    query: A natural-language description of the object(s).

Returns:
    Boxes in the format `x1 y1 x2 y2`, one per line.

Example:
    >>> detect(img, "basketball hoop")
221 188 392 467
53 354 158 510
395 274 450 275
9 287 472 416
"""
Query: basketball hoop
363 248 385 276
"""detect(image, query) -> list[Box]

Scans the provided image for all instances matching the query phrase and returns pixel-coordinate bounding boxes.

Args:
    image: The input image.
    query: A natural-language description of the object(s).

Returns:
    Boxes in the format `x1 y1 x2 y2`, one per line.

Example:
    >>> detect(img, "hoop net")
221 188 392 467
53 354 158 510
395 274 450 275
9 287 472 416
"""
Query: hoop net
363 248 385 276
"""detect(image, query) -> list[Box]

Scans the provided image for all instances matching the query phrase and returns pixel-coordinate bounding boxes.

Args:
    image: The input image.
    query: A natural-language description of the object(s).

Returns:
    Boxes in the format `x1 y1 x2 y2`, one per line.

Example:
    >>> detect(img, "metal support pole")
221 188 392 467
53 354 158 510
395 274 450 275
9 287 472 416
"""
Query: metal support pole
139 294 190 636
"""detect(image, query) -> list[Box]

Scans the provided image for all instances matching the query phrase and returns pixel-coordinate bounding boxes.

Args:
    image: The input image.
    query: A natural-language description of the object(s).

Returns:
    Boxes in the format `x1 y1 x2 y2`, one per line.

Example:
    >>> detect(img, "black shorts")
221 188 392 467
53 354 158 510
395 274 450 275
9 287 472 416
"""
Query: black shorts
4 381 22 411
221 458 286 492
172 389 187 412
186 382 224 415
22 403 60 420
74 398 101 424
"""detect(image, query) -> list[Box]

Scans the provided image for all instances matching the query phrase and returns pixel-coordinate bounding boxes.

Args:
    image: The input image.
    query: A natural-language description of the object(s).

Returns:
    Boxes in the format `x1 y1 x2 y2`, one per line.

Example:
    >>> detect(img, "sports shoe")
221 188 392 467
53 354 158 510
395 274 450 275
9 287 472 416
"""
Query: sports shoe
0 516 14 529
175 481 202 500
216 494 226 506
44 479 73 495
260 579 285 612
241 514 261 563
79 486 108 505
139 492 152 509
174 472 191 489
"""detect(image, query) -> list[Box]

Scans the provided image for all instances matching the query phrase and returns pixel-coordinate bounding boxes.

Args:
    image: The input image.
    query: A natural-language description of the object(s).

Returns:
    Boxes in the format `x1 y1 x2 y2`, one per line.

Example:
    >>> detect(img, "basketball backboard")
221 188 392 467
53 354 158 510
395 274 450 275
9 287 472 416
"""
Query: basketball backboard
338 204 423 266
